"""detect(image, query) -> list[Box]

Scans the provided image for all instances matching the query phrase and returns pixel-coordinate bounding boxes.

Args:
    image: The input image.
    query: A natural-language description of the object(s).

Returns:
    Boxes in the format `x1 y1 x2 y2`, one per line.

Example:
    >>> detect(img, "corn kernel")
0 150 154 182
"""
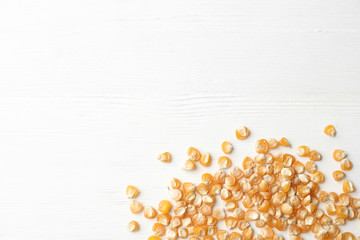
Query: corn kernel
200 152 212 167
189 237 200 240
187 147 201 161
203 235 215 240
166 228 178 240
170 178 181 189
144 206 157 219
126 185 139 199
222 141 233 154
242 227 254 240
225 216 238 229
201 173 214 185
157 152 171 162
127 220 139 232
255 139 269 154
218 156 232 169
129 200 143 214
152 223 165 236
309 150 322 161
224 199 238 212
178 228 188 238
245 209 259 221
305 161 317 174
235 126 250 140
148 235 162 240
324 125 336 136
326 202 336 215
213 208 226 220
343 180 355 193
158 200 172 214
333 149 347 161
229 232 242 240
296 145 310 157
311 171 325 183
192 225 208 237
157 213 171 226
333 170 346 181
340 158 353 171
268 138 279 149
260 227 274 239
280 203 293 215
183 159 196 171
342 232 355 240
278 137 290 147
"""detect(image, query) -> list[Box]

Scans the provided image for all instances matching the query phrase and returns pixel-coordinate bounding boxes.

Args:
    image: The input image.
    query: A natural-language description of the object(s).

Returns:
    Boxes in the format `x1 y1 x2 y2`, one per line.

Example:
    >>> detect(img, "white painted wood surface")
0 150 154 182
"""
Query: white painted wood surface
0 0 360 239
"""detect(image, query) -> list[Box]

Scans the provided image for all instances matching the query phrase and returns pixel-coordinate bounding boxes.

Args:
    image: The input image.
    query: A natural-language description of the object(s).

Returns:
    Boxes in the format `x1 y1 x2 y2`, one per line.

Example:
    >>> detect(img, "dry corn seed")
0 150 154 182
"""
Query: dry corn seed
127 220 139 232
343 180 355 193
235 126 250 140
324 124 336 136
148 235 162 240
333 170 346 181
222 141 233 154
126 185 139 199
129 125 359 239
157 152 171 162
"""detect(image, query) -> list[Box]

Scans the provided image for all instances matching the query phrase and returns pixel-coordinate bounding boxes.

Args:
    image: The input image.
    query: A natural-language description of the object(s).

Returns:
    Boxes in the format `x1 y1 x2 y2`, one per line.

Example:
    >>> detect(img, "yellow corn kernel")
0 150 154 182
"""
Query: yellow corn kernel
169 189 183 201
218 156 232 169
157 213 171 226
213 208 226 220
280 203 293 215
260 227 274 239
148 235 162 240
207 216 217 226
245 209 259 221
127 220 139 232
328 192 339 203
342 232 355 240
333 149 347 161
170 178 181 189
309 150 322 161
196 182 208 196
296 145 310 157
129 200 143 214
192 225 208 237
293 161 305 174
152 223 165 236
229 232 242 240
333 170 346 181
182 182 195 193
166 228 178 240
201 173 214 185
278 137 290 147
225 216 238 229
242 156 256 170
178 228 188 238
351 198 360 208
268 138 279 149
222 141 233 154
126 185 139 199
311 171 325 183
305 161 317 174
158 200 172 214
343 180 355 193
189 237 200 240
230 166 244 180
324 124 336 136
144 206 157 219
203 236 215 240
183 159 196 171
187 146 201 161
257 199 270 212
340 158 353 171
336 205 349 219
242 227 254 240
217 230 229 240
199 152 212 167
255 139 269 154
157 152 171 162
326 202 337 215
223 199 238 212
199 204 212 216
235 126 250 140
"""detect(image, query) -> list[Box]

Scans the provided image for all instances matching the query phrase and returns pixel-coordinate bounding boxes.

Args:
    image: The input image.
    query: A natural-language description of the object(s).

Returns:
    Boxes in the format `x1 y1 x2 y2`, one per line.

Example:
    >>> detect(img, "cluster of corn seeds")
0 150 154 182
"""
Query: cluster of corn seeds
127 124 360 240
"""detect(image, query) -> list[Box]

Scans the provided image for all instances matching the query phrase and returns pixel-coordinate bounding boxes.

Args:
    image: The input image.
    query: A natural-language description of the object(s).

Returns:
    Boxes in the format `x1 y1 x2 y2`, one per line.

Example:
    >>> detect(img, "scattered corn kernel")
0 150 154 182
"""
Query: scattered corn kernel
333 170 346 181
158 200 172 214
157 152 171 162
324 124 336 136
199 152 211 167
129 200 143 214
183 159 196 171
218 156 232 169
152 223 165 236
187 147 201 161
296 145 310 157
340 158 353 171
309 150 322 161
144 206 157 219
222 141 233 154
235 126 250 140
343 180 355 193
126 185 139 199
278 137 290 147
333 149 347 161
255 139 269 154
148 235 162 240
127 220 139 232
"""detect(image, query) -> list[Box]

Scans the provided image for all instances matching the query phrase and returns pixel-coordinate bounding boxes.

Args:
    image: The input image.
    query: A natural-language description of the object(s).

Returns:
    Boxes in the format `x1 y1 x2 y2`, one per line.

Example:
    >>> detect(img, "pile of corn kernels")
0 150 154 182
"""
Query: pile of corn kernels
126 125 359 240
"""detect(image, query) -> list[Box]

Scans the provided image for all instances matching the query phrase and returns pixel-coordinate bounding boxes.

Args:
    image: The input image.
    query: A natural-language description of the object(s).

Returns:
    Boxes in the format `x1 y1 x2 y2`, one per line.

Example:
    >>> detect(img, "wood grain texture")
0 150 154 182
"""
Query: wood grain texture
0 0 360 239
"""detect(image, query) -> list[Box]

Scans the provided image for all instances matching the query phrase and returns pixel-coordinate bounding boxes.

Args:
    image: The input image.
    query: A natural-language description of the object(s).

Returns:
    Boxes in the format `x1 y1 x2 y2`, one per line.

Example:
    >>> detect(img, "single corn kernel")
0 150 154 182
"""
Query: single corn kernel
169 189 183 201
260 227 274 239
242 227 254 240
328 192 339 203
268 138 279 149
255 139 269 154
183 159 196 171
343 180 355 193
222 141 233 154
342 232 355 240
189 237 200 240
243 156 256 170
129 200 143 214
201 173 214 185
158 200 172 214
127 220 139 232
333 170 346 181
235 126 250 140
333 149 347 161
152 223 165 236
278 137 290 147
157 213 171 226
336 205 349 219
217 230 229 240
339 193 351 206
166 228 178 240
203 236 215 240
200 152 212 167
229 232 242 240
245 209 259 221
340 158 353 171
324 125 336 136
326 202 337 215
296 145 310 157
218 156 232 169
280 203 293 215
187 147 201 161
144 206 157 219
148 235 162 240
199 204 212 216
157 152 171 162
126 185 139 199
309 150 322 161
224 199 238 212
311 171 325 183
225 216 238 229
178 228 188 238
192 225 208 237
305 161 317 174
170 178 181 189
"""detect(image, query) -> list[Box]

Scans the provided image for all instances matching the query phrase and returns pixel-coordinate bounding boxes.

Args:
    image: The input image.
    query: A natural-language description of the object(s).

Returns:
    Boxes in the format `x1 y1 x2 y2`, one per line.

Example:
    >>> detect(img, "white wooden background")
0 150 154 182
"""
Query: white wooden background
0 0 360 239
